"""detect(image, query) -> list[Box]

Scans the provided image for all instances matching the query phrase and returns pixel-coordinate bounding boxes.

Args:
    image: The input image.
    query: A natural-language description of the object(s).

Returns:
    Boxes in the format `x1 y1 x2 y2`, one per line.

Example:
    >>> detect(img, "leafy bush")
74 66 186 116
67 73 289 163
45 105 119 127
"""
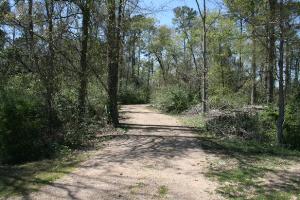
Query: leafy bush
284 91 300 149
258 106 277 141
209 88 248 110
0 90 51 163
119 84 149 104
152 86 195 113
55 85 103 149
87 82 107 122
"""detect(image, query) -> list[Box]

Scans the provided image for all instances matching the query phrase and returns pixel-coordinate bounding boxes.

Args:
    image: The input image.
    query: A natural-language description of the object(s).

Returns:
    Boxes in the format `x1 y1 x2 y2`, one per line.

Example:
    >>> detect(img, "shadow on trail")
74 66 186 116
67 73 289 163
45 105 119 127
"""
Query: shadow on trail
0 120 206 199
1 113 299 199
119 123 199 133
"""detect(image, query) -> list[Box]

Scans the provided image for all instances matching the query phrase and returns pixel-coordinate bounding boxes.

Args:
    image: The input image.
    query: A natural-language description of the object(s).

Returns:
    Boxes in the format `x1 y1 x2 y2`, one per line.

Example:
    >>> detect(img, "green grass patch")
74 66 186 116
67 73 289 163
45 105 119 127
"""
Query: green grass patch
130 182 146 194
0 151 89 198
200 137 300 199
158 185 168 197
181 116 300 199
0 134 115 199
179 115 205 129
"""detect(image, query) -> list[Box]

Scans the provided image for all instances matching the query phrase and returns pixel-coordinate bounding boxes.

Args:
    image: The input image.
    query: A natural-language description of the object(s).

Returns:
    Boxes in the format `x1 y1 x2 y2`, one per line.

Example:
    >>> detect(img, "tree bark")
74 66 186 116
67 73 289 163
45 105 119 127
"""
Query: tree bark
45 0 55 136
251 30 257 105
195 0 208 113
107 0 122 127
155 53 167 83
285 41 291 96
131 35 136 78
238 18 243 90
28 0 34 61
277 0 285 145
219 42 225 88
267 0 276 104
295 58 299 84
78 0 91 120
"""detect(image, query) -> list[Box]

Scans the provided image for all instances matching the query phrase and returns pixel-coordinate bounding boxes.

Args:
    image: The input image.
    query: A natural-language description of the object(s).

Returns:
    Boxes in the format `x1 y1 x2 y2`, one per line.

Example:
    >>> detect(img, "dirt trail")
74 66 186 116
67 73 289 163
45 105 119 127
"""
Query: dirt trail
11 104 222 200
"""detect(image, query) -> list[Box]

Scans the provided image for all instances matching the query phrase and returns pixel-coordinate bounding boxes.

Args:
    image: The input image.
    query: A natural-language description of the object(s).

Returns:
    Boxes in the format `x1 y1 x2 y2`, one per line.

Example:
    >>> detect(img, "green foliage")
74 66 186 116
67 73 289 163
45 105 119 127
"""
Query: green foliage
203 136 300 200
0 88 50 163
180 115 205 129
0 149 87 197
284 91 300 149
119 84 150 104
152 86 195 113
158 185 168 197
258 106 277 141
55 83 104 149
209 88 248 110
0 76 104 163
87 82 107 122
173 6 196 30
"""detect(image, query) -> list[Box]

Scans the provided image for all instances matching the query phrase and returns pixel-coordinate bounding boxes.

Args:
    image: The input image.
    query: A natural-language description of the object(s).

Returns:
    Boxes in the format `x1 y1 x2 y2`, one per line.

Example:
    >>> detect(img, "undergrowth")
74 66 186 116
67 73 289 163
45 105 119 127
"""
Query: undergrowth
181 115 300 199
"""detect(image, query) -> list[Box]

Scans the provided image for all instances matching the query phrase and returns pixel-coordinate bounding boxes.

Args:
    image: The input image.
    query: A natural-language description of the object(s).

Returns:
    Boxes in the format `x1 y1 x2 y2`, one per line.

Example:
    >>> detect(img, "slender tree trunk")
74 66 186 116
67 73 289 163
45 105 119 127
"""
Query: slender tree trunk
238 18 243 90
277 0 285 145
125 61 129 88
45 0 55 136
146 59 153 101
285 41 291 96
190 45 198 73
195 0 208 113
202 0 208 113
251 30 257 105
118 29 125 90
219 42 225 88
137 41 141 77
155 54 167 83
268 0 276 103
28 0 34 64
107 0 121 126
78 0 91 120
131 34 136 78
264 52 269 93
188 41 201 98
295 59 299 84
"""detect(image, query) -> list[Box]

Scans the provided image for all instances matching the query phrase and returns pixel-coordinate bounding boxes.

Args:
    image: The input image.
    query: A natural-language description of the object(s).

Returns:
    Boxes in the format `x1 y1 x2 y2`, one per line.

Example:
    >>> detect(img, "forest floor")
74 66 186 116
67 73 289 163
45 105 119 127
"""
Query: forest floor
3 104 300 200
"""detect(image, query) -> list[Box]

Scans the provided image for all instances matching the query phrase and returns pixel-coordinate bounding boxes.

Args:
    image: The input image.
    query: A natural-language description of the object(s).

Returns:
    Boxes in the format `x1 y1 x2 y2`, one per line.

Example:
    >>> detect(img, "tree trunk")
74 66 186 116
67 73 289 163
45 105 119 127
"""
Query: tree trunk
118 29 125 90
155 54 167 83
45 0 55 136
78 0 91 120
285 41 291 96
251 30 257 105
268 0 276 104
238 18 243 90
264 52 269 93
28 0 34 63
219 42 225 88
295 59 299 84
195 0 208 113
107 0 121 127
131 34 136 78
202 0 208 113
146 59 153 101
277 0 285 145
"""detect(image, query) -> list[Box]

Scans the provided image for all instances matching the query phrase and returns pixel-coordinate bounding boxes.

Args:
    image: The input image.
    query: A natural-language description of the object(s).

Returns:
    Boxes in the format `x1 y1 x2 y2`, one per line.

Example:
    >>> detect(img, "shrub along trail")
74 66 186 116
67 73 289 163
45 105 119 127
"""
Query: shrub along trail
9 104 222 200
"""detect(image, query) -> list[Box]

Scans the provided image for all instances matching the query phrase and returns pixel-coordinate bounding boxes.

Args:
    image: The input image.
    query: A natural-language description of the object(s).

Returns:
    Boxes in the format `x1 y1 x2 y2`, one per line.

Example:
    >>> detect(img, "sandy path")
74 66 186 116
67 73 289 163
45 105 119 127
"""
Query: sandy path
10 104 222 200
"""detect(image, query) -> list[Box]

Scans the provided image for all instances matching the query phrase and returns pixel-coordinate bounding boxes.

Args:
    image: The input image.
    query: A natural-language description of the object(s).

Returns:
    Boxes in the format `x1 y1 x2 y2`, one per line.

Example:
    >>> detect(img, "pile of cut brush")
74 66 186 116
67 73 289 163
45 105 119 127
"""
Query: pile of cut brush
185 105 268 140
